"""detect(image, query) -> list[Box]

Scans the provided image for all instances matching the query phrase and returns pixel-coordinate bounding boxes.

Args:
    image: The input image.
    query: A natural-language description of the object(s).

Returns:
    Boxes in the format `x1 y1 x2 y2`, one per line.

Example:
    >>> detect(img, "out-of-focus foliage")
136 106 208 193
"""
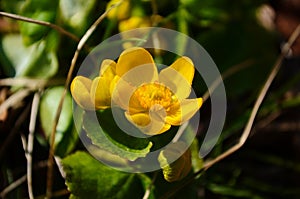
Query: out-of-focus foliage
1 0 300 198
39 86 78 157
0 34 58 78
83 110 153 161
62 151 146 199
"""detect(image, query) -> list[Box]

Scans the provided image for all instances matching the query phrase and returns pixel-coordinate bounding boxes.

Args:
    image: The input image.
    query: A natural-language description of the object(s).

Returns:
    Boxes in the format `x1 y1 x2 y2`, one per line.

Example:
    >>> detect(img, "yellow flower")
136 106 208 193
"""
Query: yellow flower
70 59 116 110
118 16 152 32
70 47 202 135
107 0 131 21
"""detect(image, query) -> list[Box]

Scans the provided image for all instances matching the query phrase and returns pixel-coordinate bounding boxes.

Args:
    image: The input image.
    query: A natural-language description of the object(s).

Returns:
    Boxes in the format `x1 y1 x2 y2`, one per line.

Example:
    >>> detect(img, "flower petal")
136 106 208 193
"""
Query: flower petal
125 112 150 126
107 0 130 21
166 98 202 125
111 77 136 110
159 57 195 100
170 56 195 84
125 106 171 135
70 76 94 110
116 47 158 86
90 77 111 109
99 59 116 78
128 91 147 114
119 16 151 32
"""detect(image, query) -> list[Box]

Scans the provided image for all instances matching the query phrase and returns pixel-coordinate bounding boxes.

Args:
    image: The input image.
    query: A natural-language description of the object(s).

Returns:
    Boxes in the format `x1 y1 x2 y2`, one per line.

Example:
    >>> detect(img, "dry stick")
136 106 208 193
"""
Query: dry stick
0 78 65 89
35 189 70 199
0 88 31 116
251 111 281 135
159 60 255 198
45 1 124 198
159 61 254 199
151 0 158 17
203 24 300 170
0 12 79 42
160 24 300 199
0 160 48 198
0 105 31 160
26 92 40 199
202 59 254 103
142 172 158 199
0 175 27 198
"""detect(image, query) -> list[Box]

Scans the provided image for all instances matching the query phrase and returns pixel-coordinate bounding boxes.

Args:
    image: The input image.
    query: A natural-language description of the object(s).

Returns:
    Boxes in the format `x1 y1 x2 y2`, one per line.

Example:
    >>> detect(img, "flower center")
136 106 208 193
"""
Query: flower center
130 82 178 111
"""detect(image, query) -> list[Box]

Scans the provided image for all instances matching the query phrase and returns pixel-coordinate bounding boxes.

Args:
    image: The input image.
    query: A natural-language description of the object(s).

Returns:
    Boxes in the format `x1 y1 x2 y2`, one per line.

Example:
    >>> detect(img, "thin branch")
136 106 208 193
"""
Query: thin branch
20 133 27 151
202 59 254 103
159 168 205 199
0 160 48 198
35 189 70 199
0 11 79 42
45 1 124 198
203 23 300 170
251 111 281 135
160 25 300 199
26 92 40 199
255 121 300 132
0 78 65 89
0 160 47 198
0 88 31 116
142 172 158 199
151 0 158 16
0 104 31 160
0 175 27 198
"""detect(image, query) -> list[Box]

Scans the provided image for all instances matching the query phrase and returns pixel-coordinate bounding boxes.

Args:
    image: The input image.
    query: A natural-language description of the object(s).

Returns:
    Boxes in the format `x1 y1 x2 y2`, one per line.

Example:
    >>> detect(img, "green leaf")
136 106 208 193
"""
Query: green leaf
39 86 78 157
137 174 156 199
59 0 98 35
0 34 58 78
82 109 153 161
190 138 203 173
158 141 192 182
0 0 24 14
20 11 56 45
62 151 145 199
20 0 59 45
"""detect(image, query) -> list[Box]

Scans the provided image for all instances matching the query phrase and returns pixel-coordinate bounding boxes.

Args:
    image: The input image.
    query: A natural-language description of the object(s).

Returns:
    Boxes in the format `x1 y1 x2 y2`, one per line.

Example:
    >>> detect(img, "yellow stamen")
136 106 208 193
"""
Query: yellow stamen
130 82 179 113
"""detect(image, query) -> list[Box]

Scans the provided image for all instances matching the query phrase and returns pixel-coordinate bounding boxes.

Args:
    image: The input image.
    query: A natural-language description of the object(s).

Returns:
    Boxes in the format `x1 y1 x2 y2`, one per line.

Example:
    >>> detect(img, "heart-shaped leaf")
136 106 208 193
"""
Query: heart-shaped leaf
62 151 145 198
39 86 78 157
82 109 153 161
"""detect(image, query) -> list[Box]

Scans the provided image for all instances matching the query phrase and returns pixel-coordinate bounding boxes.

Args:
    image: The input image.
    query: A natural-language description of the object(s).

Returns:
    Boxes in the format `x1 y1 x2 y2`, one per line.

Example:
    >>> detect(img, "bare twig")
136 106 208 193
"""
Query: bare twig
142 172 158 199
0 104 31 160
255 121 300 132
0 78 65 89
26 92 40 199
0 174 27 198
151 0 158 16
45 1 124 198
0 11 79 42
0 88 31 116
20 133 27 151
160 25 300 199
159 168 205 199
251 111 281 135
0 160 49 198
35 189 70 199
202 59 254 103
203 24 300 170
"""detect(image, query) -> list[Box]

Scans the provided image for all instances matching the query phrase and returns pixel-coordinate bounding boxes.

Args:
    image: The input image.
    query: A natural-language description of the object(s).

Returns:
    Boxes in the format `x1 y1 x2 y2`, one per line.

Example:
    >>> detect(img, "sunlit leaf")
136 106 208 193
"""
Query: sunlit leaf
20 0 59 45
82 109 153 161
0 34 58 78
158 141 192 182
59 0 98 35
62 151 145 198
39 86 78 157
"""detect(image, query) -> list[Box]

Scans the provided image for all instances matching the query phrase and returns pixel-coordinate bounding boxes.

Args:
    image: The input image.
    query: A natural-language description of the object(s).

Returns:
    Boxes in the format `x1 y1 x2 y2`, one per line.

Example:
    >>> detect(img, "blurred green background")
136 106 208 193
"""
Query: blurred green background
0 0 300 198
